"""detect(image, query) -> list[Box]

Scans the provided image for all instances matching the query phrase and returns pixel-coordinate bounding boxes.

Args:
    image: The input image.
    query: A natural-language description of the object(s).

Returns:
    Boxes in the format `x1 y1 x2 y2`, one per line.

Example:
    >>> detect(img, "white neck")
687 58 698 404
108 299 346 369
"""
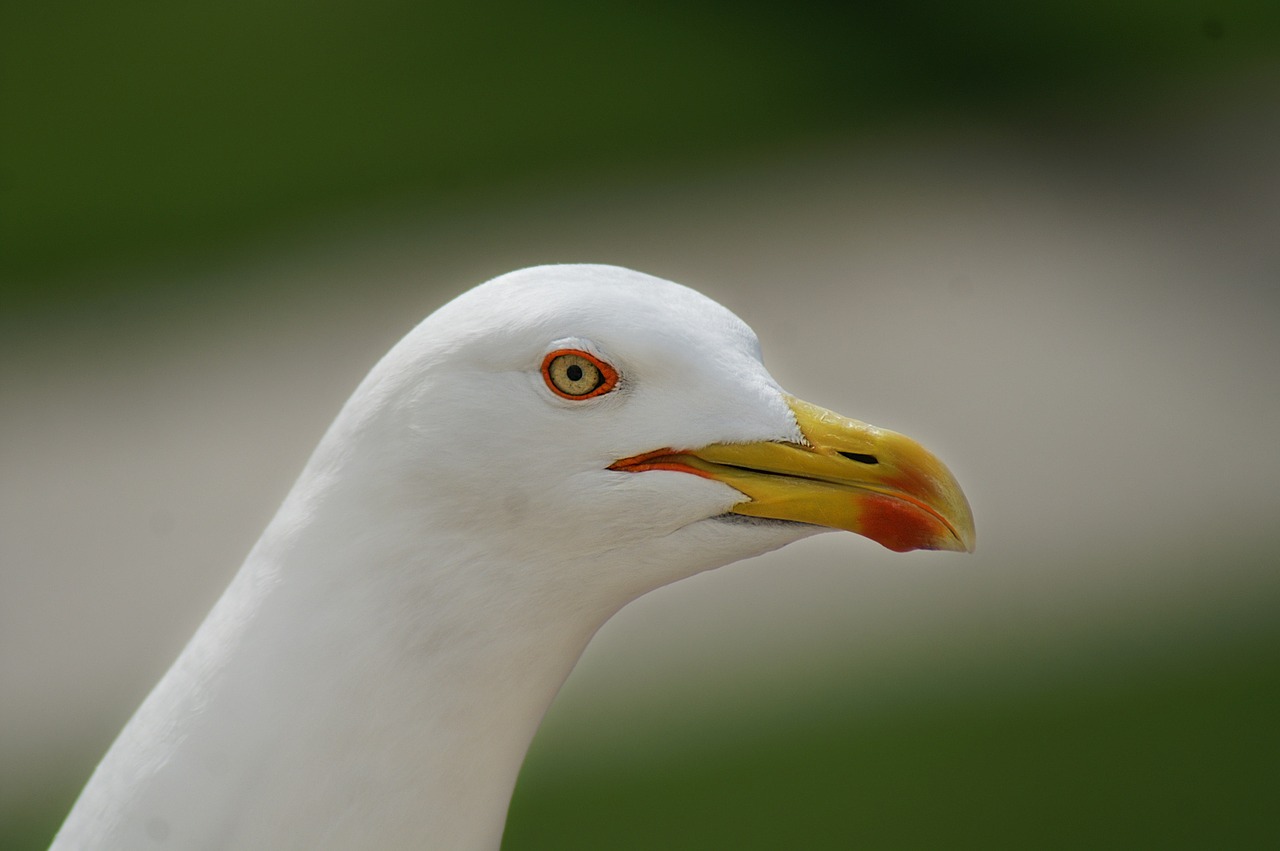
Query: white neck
53 471 623 850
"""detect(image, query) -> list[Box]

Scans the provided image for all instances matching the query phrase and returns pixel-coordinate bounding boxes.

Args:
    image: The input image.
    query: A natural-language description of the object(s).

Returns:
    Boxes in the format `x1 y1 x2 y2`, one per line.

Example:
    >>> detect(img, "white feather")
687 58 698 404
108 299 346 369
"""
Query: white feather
52 265 820 850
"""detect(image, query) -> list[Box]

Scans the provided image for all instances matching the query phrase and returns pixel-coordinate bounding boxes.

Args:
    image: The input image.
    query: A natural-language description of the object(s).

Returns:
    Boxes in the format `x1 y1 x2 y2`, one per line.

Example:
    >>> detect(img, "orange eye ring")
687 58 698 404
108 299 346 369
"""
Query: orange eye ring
541 349 619 400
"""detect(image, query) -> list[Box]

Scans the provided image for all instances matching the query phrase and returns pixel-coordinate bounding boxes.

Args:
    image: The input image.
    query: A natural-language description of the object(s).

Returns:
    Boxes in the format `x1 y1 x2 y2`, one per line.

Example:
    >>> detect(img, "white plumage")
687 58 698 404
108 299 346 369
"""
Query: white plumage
52 265 972 849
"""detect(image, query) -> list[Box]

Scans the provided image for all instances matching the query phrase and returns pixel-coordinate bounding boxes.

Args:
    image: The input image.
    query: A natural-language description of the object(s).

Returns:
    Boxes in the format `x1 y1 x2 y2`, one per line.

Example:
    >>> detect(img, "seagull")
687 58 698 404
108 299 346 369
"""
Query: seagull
51 264 974 850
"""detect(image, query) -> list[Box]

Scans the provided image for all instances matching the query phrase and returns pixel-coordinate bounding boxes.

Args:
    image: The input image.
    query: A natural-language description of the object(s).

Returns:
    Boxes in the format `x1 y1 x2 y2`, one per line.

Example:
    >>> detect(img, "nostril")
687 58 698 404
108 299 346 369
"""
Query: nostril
838 451 878 465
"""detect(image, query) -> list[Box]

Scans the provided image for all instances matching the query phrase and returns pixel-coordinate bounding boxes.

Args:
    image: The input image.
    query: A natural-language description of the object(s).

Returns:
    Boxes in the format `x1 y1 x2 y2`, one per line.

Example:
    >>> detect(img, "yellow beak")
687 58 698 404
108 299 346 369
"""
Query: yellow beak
611 397 975 553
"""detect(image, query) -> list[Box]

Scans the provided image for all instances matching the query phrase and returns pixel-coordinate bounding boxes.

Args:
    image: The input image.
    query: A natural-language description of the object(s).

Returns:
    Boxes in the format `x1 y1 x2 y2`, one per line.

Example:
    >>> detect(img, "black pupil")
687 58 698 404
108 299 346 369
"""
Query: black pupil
566 363 584 382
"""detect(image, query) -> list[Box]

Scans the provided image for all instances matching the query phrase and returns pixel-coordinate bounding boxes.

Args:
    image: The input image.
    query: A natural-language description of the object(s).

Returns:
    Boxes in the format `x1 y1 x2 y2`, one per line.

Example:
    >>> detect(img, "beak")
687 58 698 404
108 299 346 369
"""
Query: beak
610 397 975 553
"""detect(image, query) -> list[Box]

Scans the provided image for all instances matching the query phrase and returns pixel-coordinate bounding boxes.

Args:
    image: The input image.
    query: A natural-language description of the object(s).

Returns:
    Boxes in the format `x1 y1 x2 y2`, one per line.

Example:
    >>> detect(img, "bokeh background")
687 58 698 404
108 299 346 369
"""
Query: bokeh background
3 2 1279 848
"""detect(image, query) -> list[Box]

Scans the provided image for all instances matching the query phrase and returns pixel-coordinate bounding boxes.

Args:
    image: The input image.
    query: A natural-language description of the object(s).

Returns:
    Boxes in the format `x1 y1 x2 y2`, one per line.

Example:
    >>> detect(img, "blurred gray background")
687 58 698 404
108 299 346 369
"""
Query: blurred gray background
3 3 1279 847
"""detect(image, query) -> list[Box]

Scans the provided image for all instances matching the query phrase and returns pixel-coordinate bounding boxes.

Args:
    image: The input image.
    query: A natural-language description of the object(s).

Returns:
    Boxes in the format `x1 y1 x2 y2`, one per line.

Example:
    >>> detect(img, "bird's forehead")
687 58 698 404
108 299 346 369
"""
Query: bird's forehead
446 265 763 365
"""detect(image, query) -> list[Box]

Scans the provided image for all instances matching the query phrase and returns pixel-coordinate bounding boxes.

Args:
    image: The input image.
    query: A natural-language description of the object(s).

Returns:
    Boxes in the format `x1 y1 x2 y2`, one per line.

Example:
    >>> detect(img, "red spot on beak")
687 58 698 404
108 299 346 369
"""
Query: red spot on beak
856 492 954 553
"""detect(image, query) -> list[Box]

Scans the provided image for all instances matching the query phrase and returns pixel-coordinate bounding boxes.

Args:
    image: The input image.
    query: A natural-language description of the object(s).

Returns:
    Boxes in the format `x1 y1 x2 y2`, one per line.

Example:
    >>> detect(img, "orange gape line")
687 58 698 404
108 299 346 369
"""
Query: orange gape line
608 449 716 479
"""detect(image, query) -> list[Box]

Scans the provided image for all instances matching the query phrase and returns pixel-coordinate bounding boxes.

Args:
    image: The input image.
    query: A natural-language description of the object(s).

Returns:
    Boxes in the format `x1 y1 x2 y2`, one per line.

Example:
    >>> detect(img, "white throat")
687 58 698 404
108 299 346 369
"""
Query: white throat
54 474 641 849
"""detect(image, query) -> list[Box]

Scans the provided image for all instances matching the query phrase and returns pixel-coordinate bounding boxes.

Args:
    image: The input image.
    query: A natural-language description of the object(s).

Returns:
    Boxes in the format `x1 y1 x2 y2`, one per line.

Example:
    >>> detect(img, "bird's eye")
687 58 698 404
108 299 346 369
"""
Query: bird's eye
541 349 618 399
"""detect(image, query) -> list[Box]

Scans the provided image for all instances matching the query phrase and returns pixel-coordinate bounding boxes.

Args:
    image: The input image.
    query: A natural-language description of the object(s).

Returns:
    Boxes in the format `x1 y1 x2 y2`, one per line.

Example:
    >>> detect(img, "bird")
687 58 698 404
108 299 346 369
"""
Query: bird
50 264 974 850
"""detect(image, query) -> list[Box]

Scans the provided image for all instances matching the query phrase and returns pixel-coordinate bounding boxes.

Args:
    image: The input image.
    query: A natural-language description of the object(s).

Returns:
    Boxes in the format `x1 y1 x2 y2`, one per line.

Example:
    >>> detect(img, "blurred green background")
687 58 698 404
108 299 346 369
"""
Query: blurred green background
3 2 1280 849
5 0 1277 301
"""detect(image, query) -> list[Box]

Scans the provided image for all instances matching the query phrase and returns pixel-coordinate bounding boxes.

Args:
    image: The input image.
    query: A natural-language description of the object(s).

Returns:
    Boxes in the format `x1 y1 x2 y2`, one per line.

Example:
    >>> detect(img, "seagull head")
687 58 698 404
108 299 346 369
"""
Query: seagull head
329 264 974 600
